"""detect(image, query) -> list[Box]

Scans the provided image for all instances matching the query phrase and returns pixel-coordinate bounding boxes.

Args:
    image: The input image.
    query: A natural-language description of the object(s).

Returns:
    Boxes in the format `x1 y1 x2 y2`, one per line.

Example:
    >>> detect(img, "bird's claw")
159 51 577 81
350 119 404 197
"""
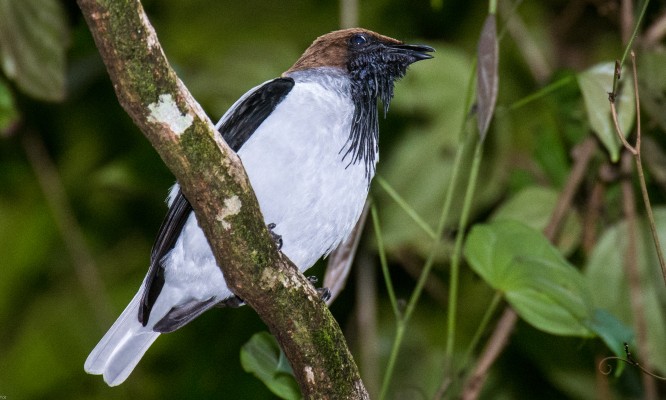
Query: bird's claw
307 275 330 302
317 287 332 302
267 223 283 250
216 295 245 308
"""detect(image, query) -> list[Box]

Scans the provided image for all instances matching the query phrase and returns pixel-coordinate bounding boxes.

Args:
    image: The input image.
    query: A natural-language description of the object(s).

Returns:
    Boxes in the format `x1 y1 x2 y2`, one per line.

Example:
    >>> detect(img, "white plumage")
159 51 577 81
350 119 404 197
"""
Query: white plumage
84 68 373 386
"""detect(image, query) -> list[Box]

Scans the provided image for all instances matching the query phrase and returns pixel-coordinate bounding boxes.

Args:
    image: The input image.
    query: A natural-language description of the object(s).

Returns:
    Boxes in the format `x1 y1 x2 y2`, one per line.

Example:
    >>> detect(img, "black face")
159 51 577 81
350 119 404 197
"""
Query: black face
340 32 433 181
346 32 434 113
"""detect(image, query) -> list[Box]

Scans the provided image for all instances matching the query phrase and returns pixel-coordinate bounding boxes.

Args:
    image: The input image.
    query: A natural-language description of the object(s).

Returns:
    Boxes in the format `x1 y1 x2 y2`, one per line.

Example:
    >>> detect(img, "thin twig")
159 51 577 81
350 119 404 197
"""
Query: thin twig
582 180 604 255
395 249 448 307
631 53 666 286
620 151 658 400
609 97 637 155
372 204 399 319
613 0 650 94
461 308 518 400
610 51 666 286
460 291 503 372
544 137 599 240
376 176 437 240
595 354 613 400
599 344 666 380
445 139 484 377
507 75 575 112
600 356 666 381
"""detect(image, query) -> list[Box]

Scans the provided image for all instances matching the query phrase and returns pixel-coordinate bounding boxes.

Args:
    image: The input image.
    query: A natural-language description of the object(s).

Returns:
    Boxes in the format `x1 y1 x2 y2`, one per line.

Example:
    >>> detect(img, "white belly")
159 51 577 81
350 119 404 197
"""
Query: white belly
160 70 373 308
237 78 368 269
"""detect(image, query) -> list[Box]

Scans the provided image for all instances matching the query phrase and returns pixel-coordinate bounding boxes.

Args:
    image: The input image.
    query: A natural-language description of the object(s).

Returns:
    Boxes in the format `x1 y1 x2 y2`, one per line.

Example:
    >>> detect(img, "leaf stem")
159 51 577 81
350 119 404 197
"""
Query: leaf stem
376 176 437 240
444 137 484 375
629 52 666 286
461 291 503 370
507 75 575 112
613 0 650 93
610 50 666 286
372 203 400 319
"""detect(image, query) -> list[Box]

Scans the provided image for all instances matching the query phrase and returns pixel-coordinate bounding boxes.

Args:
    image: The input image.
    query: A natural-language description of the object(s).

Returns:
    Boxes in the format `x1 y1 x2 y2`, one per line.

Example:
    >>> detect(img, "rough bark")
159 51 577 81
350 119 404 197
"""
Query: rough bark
76 1 368 398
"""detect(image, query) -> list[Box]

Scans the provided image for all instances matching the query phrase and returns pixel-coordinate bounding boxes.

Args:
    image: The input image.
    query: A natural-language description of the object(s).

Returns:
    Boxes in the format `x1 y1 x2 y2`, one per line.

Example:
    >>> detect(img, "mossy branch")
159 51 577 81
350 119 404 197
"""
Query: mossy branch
76 0 367 397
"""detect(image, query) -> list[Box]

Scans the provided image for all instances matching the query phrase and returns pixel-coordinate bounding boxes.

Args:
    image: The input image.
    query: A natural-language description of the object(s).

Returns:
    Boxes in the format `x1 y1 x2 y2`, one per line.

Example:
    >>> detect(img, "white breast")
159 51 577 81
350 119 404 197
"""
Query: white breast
160 68 374 310
238 69 371 269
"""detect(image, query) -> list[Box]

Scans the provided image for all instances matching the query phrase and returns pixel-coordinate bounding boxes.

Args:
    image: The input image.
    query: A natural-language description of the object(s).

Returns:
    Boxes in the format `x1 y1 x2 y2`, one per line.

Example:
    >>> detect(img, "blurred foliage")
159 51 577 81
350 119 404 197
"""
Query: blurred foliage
0 0 68 101
586 208 666 374
1 0 666 399
240 332 300 399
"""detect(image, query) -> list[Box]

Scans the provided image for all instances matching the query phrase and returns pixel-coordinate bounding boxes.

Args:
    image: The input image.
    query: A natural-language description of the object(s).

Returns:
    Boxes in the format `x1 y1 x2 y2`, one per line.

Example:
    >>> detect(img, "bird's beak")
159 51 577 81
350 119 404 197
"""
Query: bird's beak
388 43 435 62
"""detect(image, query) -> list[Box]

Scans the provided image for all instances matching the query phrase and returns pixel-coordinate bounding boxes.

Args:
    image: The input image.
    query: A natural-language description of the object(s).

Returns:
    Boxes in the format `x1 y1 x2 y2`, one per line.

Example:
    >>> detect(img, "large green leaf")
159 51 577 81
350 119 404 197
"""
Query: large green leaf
577 62 635 162
240 332 300 400
491 186 582 255
585 208 666 373
464 220 632 355
0 0 68 101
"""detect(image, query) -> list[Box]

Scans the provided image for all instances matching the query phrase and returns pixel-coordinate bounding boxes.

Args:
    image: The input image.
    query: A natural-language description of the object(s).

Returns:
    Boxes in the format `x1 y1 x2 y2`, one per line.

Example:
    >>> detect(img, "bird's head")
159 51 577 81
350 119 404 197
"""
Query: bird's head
287 28 433 179
288 28 434 112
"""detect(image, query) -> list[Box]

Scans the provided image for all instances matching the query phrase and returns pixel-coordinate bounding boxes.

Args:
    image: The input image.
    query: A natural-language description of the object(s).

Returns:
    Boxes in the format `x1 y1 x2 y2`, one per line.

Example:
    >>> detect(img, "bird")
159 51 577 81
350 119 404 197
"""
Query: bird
84 27 433 386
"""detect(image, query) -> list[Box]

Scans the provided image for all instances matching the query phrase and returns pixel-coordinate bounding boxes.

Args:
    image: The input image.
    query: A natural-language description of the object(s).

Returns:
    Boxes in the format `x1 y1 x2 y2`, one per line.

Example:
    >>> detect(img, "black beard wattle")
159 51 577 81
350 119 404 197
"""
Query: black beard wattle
341 53 409 181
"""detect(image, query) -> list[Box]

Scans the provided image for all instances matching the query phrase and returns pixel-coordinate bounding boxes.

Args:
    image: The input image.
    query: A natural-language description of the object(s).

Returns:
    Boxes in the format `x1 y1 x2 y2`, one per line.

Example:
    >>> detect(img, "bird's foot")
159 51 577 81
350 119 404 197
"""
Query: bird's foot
267 223 283 250
216 295 245 308
307 276 331 302
317 287 332 302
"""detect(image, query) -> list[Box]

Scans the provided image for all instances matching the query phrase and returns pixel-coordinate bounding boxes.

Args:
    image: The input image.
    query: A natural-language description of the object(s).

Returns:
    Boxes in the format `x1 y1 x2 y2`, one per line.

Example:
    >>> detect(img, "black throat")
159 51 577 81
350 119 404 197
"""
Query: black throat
342 48 410 180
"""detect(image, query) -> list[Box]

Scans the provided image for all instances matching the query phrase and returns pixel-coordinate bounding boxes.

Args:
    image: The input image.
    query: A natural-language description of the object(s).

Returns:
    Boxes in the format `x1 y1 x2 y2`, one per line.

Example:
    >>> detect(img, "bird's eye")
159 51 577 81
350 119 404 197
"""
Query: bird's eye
350 33 368 47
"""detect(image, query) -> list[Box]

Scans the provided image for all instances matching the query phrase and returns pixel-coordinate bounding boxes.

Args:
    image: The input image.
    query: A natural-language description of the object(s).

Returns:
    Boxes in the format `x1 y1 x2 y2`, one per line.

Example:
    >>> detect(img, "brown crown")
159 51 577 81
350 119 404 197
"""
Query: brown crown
285 28 403 73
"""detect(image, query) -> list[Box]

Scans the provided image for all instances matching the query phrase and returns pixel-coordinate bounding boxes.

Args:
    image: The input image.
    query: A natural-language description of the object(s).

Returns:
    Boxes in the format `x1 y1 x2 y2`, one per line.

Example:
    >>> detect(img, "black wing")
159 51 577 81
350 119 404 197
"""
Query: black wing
139 77 295 329
219 77 295 151
139 189 192 325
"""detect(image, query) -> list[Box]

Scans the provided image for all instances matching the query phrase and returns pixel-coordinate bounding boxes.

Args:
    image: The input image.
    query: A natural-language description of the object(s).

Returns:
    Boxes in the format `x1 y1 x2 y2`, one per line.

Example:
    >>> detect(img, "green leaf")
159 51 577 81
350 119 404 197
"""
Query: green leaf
577 62 635 162
0 0 69 101
464 220 593 336
584 309 633 375
492 186 581 255
585 208 666 374
240 332 301 400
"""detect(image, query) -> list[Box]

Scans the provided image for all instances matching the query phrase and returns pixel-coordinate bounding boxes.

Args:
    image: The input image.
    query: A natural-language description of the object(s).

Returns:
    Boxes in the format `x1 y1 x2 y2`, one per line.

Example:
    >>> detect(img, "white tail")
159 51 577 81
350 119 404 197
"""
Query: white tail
84 290 160 386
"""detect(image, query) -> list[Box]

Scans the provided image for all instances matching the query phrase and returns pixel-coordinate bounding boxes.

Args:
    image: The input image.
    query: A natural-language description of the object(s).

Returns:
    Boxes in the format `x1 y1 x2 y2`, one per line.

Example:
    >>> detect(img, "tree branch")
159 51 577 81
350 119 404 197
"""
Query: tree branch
76 1 367 397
